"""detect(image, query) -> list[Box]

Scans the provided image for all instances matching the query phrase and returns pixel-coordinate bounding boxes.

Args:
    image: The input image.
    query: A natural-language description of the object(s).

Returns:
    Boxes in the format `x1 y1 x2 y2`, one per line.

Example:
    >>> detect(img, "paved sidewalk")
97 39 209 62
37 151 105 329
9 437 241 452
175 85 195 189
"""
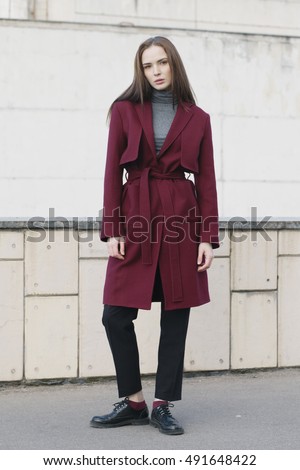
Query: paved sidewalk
1 368 300 450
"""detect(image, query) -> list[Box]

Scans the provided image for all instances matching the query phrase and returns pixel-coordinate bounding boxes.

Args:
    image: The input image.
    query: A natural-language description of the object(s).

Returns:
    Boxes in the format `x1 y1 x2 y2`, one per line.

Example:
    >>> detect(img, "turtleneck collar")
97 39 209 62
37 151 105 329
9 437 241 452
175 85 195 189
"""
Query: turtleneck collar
151 88 178 105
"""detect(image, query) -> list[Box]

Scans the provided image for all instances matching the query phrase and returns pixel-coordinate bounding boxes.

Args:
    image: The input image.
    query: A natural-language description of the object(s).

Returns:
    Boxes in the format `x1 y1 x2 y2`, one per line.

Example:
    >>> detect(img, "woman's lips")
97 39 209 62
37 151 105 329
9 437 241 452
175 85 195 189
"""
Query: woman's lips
154 79 164 84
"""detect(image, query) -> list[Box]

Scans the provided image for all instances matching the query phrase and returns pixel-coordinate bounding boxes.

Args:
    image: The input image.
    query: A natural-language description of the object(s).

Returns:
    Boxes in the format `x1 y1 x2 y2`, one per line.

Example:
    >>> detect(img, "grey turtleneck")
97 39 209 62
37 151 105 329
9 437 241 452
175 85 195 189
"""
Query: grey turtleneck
151 89 178 155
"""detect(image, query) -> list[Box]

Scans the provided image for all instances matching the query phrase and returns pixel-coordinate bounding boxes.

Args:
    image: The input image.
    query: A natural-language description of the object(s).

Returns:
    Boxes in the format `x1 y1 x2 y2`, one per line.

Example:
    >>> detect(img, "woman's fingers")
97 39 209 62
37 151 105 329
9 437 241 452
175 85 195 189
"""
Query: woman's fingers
119 241 126 256
197 242 214 272
197 255 213 271
107 237 125 259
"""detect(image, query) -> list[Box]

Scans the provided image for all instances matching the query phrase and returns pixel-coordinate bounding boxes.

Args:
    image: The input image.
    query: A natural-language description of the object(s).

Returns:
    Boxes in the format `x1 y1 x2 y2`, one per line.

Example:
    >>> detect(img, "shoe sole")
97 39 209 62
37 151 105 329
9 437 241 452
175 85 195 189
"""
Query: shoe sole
150 420 184 435
90 418 150 428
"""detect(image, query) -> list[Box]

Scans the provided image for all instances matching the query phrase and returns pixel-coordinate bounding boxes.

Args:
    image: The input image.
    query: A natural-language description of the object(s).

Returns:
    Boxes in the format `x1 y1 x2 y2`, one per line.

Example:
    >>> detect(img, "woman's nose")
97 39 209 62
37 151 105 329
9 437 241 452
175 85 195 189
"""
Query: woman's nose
153 66 161 76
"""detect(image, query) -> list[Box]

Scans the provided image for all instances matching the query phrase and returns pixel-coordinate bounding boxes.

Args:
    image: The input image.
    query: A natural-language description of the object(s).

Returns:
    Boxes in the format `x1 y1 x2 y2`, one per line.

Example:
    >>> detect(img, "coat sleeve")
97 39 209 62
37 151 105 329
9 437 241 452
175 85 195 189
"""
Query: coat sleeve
100 103 127 242
194 114 220 249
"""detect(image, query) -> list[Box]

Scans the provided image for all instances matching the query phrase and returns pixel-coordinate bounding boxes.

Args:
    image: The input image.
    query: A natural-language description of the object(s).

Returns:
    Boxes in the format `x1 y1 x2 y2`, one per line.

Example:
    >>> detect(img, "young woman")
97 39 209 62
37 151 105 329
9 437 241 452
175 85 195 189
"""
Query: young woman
90 36 219 435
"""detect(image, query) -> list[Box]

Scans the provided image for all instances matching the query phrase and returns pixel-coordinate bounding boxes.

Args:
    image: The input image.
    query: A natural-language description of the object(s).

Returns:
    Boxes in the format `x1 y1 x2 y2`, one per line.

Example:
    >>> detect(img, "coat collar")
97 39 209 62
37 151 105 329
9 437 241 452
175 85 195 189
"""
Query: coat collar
135 100 194 158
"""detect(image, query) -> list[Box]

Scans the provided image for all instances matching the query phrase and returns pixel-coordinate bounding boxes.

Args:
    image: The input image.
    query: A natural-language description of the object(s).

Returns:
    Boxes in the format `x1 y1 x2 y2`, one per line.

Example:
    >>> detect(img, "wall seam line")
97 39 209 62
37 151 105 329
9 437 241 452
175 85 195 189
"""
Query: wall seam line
22 228 25 380
77 229 80 379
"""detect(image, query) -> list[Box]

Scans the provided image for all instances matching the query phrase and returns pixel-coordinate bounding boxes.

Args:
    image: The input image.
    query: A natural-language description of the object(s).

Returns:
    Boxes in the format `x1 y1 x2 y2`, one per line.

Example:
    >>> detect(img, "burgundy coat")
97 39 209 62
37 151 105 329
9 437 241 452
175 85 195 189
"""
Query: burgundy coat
100 99 219 310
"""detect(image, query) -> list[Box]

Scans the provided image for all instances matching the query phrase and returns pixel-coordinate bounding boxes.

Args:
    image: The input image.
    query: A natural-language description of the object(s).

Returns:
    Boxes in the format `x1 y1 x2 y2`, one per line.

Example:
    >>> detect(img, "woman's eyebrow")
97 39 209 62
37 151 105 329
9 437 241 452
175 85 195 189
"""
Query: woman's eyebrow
142 57 168 66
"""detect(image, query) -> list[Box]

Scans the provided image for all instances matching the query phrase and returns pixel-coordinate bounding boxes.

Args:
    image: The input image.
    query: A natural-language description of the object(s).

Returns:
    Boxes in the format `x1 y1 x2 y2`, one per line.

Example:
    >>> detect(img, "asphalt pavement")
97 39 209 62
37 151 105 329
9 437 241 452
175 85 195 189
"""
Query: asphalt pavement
1 368 300 450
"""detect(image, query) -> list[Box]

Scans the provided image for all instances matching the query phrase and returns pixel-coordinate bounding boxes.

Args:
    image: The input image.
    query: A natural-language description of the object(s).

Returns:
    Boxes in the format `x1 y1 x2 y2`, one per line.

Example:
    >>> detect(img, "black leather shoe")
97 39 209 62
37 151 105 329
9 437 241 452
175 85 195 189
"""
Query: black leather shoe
90 398 149 428
150 402 184 435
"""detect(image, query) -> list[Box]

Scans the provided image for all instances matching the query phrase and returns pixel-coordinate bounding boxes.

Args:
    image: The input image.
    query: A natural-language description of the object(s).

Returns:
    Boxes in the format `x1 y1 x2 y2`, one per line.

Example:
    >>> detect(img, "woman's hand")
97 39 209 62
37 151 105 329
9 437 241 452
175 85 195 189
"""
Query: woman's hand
107 236 125 260
197 242 214 272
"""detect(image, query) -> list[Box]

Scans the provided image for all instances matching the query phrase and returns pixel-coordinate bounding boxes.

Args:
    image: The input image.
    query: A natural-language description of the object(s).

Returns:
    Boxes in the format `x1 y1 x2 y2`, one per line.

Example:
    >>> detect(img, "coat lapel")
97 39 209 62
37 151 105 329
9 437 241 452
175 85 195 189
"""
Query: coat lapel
135 101 157 157
157 102 194 158
135 101 194 159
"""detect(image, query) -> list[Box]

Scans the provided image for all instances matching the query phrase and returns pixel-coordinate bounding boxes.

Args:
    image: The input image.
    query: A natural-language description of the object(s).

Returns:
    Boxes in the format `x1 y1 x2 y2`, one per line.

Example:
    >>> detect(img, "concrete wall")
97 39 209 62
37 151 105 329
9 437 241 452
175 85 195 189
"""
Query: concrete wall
1 2 300 382
1 1 300 218
1 220 300 383
1 0 300 37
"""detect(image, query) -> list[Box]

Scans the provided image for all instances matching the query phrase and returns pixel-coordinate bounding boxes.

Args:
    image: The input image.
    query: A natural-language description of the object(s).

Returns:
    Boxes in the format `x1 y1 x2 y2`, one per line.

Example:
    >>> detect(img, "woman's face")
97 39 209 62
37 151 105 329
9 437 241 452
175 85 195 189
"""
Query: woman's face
142 45 172 91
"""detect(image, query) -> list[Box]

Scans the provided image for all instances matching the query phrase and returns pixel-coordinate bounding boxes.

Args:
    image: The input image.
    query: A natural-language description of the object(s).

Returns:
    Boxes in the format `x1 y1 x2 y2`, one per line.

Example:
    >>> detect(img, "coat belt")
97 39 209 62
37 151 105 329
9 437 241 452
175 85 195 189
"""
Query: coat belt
127 168 186 302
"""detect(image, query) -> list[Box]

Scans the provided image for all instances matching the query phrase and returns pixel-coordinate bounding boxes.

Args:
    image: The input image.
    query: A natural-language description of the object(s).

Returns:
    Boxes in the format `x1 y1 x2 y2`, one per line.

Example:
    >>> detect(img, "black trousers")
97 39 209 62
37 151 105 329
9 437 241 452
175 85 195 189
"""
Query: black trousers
102 269 190 401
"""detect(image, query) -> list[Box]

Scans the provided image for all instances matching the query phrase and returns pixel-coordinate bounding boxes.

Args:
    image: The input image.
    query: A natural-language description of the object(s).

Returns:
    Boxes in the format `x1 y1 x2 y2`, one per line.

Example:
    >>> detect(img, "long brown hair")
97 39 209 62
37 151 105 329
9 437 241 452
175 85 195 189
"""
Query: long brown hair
107 36 196 119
